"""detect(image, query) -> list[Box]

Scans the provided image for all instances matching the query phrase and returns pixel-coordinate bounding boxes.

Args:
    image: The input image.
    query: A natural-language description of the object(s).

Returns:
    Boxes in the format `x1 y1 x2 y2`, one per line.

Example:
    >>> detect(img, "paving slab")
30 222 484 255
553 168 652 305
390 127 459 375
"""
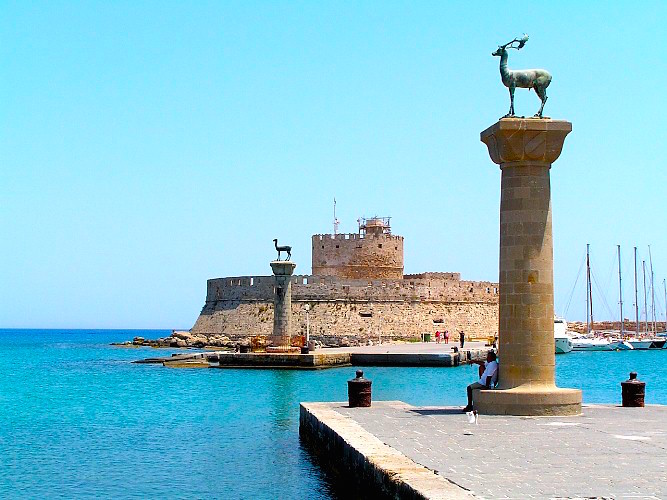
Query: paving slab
301 401 667 499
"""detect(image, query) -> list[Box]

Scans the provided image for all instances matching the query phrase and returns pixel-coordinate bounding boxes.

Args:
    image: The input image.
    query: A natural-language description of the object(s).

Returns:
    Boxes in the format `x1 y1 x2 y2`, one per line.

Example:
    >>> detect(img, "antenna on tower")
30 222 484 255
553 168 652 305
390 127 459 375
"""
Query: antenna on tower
333 198 340 235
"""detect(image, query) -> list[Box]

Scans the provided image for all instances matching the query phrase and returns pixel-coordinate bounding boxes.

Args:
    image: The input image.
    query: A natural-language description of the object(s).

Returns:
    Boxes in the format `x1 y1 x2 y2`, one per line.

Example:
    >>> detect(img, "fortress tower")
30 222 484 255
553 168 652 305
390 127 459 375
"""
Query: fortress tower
311 217 404 280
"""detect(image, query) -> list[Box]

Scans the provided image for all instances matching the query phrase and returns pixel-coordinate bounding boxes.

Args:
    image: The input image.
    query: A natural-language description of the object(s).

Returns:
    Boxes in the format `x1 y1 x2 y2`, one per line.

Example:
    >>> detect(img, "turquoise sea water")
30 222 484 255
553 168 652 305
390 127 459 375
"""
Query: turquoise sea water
1 329 665 499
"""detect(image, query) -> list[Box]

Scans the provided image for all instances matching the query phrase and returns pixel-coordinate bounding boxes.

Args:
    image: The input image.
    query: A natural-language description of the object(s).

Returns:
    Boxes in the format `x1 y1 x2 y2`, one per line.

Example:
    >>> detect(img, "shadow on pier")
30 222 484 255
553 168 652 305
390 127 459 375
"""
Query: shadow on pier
409 407 462 416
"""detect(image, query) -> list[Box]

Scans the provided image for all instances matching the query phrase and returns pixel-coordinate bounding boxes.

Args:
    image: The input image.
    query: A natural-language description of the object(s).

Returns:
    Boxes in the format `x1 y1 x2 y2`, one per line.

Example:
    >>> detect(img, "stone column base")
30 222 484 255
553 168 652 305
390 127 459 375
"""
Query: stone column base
474 386 582 416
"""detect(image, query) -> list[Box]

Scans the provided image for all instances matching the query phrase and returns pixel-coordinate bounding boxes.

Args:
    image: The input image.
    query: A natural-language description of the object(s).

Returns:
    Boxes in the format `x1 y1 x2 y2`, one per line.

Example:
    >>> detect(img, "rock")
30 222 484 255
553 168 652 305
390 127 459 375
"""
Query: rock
172 331 192 340
175 339 187 348
133 336 145 345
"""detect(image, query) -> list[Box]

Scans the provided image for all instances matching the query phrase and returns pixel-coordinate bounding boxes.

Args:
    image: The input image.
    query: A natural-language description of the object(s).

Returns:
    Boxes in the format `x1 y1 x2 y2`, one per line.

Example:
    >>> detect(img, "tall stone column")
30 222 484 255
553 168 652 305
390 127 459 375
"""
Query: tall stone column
476 118 582 416
269 260 297 350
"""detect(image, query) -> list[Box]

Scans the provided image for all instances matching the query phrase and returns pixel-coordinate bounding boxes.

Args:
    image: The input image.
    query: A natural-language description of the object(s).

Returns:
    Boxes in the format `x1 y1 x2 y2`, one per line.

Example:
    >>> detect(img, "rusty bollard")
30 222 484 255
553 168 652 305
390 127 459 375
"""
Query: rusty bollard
348 370 372 408
621 372 645 407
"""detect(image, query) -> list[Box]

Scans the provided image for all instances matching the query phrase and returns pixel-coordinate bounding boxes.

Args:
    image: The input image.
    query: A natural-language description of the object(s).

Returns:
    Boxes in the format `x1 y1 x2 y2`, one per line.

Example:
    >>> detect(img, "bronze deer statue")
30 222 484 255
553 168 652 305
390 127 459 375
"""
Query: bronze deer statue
492 35 552 118
273 239 291 261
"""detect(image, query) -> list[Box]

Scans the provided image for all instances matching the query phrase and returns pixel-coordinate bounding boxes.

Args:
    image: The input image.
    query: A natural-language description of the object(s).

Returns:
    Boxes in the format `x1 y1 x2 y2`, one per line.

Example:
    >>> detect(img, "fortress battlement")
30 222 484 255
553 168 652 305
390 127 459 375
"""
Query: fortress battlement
205 274 497 305
312 233 404 242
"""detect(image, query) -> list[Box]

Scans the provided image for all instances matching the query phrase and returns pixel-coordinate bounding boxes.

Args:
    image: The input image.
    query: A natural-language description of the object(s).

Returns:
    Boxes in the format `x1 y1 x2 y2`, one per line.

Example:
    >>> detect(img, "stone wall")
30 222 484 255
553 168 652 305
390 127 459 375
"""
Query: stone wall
191 274 499 342
311 233 404 280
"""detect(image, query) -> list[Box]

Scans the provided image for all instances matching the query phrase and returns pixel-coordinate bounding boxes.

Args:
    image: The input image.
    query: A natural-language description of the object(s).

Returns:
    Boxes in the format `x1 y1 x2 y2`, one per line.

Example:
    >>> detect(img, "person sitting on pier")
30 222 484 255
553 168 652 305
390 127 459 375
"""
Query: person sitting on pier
462 350 498 412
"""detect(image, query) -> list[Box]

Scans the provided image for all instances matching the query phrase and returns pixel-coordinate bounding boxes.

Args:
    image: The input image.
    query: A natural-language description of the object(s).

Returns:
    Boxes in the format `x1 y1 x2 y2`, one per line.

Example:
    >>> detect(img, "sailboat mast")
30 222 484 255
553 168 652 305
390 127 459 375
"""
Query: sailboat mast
586 244 591 334
642 260 648 333
649 246 656 333
634 247 639 335
618 245 624 335
664 278 666 333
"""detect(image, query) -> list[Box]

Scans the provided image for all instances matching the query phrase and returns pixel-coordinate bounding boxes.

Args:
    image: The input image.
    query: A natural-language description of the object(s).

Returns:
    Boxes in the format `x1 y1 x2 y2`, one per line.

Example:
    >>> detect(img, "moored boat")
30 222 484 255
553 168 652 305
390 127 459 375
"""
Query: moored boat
627 338 654 350
554 318 572 354
649 339 666 349
571 336 614 351
609 339 634 350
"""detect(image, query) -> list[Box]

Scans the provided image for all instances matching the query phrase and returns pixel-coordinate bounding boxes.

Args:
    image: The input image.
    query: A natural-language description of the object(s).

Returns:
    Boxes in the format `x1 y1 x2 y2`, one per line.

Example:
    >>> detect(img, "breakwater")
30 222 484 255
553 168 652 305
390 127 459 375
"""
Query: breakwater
134 347 490 369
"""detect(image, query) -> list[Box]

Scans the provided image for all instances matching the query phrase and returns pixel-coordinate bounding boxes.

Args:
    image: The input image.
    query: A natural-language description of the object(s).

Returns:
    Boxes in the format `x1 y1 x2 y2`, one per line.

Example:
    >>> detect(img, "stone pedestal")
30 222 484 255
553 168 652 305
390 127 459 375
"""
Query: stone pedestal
478 118 582 416
270 260 297 350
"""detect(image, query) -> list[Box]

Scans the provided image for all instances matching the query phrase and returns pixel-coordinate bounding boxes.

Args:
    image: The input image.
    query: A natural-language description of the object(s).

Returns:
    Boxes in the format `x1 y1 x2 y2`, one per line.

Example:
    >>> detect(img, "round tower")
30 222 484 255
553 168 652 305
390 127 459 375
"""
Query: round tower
311 217 404 280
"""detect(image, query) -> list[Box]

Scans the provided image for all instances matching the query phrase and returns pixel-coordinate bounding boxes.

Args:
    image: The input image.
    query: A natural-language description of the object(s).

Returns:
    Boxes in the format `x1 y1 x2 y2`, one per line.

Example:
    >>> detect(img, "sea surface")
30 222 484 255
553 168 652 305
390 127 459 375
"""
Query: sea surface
1 329 665 499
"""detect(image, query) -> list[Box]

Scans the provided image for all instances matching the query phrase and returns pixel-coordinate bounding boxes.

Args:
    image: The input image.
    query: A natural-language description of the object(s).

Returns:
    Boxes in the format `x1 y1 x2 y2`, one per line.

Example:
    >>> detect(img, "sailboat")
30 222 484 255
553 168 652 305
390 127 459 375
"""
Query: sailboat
608 245 633 350
572 245 617 351
621 246 665 349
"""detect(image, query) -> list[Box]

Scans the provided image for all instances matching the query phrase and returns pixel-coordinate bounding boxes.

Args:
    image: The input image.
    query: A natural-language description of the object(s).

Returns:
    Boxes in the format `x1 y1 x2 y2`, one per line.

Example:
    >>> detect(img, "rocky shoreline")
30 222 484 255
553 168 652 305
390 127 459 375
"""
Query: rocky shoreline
112 330 430 350
112 330 234 349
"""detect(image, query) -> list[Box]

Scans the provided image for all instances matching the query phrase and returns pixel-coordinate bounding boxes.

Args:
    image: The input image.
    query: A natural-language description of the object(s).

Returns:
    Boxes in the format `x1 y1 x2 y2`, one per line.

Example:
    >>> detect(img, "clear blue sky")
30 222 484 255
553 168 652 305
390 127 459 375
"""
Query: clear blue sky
2 1 666 329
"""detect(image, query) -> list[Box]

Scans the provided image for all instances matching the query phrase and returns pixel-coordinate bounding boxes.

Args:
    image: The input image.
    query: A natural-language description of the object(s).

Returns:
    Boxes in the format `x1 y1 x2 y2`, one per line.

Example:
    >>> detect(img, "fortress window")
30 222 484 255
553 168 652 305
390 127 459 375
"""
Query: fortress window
378 244 382 248
395 246 397 250
302 278 307 284
335 245 339 248
250 278 254 286
321 245 324 249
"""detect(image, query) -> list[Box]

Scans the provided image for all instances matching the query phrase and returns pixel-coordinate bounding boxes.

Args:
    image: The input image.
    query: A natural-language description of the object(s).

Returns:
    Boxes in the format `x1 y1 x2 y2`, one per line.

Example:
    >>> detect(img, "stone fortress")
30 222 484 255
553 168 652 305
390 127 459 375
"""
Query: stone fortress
190 217 499 345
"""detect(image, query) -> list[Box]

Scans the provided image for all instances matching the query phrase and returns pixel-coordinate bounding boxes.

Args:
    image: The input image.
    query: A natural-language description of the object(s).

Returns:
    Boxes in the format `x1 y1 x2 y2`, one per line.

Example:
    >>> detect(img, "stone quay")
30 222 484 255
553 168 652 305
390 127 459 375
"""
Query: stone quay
300 401 667 499
477 118 581 415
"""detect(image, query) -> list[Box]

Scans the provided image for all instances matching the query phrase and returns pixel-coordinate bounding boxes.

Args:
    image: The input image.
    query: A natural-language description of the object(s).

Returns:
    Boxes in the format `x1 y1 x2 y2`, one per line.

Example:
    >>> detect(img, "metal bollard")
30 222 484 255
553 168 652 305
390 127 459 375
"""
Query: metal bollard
621 372 645 407
348 370 372 408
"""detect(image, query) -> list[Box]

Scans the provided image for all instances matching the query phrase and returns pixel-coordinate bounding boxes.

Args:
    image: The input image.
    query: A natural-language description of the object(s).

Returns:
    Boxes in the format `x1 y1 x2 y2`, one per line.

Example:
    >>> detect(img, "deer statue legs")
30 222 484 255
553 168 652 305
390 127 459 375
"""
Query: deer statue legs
534 86 548 118
504 85 549 118
504 86 516 118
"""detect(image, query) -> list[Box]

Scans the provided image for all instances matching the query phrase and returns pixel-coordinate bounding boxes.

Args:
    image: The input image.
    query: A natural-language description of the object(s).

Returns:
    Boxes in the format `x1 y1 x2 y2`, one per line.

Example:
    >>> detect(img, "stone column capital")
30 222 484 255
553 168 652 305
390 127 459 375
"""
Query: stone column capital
480 118 572 167
270 261 297 277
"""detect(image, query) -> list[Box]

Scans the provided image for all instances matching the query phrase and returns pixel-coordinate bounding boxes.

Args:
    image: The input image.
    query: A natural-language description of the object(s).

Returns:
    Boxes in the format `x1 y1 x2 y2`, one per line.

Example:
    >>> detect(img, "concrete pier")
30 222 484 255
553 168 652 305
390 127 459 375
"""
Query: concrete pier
300 400 667 498
136 344 491 369
479 118 581 415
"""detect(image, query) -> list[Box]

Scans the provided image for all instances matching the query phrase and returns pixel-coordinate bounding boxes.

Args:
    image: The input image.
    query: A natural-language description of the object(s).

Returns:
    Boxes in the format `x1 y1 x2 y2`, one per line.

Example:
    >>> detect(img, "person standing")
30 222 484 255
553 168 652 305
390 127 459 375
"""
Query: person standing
444 330 449 344
435 331 441 344
459 330 465 348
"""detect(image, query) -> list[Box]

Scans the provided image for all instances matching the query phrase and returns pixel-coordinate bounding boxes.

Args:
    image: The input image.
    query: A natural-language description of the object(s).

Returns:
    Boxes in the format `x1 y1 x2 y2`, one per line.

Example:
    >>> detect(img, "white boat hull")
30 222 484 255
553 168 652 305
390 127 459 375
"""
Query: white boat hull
627 340 653 350
572 339 614 351
555 336 573 354
609 340 634 350
554 318 572 354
